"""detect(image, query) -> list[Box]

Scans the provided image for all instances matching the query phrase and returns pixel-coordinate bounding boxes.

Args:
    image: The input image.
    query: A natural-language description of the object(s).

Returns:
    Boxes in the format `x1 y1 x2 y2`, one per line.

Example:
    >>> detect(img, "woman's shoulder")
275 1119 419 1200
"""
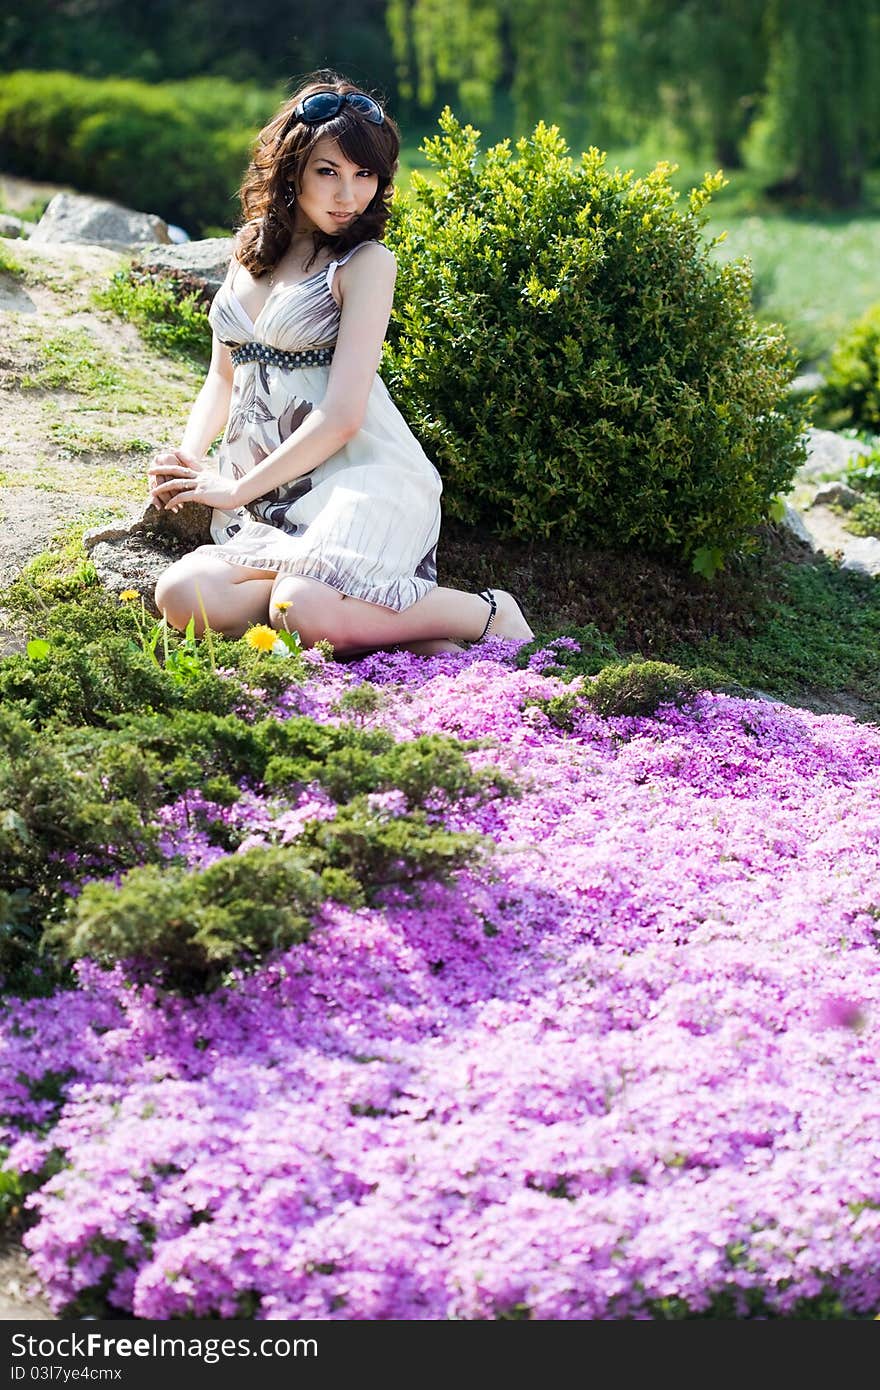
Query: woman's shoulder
341 239 396 272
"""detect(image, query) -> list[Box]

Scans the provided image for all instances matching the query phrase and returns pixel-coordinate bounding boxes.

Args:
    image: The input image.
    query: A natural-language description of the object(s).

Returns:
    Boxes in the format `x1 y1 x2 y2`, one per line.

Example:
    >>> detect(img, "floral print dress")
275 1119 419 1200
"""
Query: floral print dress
196 240 442 610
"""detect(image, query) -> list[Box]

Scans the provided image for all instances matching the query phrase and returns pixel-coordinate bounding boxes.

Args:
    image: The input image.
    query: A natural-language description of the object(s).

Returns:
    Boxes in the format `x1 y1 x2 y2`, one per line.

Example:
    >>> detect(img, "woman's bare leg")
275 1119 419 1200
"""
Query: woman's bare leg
155 553 276 637
269 577 532 654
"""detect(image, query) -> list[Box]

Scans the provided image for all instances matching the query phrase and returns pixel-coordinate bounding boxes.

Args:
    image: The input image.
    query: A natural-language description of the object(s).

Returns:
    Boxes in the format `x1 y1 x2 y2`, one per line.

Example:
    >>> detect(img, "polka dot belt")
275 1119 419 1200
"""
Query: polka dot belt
229 341 335 370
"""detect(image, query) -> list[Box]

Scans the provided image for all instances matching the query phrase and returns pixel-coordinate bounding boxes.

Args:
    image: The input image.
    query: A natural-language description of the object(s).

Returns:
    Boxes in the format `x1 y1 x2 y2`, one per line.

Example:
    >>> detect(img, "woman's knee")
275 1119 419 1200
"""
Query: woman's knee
270 576 347 647
154 558 198 629
154 556 236 635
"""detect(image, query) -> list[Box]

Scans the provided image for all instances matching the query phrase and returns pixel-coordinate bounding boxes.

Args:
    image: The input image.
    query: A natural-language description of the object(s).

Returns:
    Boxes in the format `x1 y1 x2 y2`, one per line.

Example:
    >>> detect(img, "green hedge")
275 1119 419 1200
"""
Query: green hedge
816 302 880 433
383 111 806 575
0 71 276 234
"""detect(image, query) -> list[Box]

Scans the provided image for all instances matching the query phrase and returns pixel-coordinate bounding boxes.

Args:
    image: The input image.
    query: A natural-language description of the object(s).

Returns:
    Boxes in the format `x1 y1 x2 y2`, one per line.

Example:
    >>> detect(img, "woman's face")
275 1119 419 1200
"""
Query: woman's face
291 133 380 238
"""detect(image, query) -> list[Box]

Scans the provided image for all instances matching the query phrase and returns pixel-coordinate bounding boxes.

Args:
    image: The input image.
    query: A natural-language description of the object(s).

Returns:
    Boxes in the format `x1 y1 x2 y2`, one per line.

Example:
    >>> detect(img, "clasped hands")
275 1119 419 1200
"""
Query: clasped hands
148 448 242 513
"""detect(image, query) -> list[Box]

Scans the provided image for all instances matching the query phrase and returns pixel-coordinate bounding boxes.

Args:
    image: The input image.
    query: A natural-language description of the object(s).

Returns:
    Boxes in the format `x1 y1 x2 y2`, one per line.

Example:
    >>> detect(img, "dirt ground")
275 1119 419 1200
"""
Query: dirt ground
0 178 202 658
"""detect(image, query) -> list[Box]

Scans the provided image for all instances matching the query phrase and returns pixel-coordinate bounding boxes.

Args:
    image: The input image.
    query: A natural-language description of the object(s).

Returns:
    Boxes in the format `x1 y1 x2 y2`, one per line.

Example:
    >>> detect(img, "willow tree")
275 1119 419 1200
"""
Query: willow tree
386 0 504 119
757 0 880 206
598 0 767 164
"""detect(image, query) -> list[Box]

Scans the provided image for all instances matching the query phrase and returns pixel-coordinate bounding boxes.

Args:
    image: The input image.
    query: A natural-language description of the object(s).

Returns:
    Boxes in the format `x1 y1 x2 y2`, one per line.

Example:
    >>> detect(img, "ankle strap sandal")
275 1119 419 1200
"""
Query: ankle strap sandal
476 588 498 641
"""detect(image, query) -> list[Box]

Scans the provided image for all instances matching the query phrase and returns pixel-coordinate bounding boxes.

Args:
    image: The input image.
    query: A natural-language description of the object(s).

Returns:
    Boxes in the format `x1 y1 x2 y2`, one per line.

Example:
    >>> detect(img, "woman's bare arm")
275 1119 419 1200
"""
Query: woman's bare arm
179 331 235 457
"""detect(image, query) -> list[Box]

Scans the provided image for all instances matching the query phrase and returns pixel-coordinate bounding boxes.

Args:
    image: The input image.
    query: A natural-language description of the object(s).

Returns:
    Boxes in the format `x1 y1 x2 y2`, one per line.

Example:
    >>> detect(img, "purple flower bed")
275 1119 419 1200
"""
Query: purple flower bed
2 643 879 1318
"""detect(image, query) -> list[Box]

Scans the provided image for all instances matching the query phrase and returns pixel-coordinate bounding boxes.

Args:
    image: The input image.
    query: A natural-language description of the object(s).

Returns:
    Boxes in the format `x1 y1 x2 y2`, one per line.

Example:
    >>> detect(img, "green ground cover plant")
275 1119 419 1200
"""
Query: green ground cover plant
20 328 124 394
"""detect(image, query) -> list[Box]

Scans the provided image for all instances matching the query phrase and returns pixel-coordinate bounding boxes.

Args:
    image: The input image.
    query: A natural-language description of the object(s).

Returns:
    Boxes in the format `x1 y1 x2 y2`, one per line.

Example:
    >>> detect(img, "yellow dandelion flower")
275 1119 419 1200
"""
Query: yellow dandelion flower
275 600 292 612
244 624 278 653
119 589 139 602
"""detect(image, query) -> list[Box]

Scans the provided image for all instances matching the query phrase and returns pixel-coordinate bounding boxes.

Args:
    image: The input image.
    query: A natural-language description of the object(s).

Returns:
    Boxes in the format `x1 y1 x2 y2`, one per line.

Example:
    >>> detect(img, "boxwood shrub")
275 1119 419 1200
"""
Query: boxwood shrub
383 111 806 574
816 302 880 432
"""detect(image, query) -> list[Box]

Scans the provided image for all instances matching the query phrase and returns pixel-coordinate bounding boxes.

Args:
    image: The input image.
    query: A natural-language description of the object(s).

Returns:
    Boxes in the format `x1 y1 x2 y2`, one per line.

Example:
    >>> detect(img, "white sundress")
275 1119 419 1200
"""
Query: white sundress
196 239 443 610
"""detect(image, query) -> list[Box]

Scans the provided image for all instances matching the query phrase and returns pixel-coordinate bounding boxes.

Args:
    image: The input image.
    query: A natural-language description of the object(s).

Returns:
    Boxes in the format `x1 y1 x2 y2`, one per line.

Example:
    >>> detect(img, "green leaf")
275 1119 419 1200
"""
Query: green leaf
691 546 725 580
26 639 52 662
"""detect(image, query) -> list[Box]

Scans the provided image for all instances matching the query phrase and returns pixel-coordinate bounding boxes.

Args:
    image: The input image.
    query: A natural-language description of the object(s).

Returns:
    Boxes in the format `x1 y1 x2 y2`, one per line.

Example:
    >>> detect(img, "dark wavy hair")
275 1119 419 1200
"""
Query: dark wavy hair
234 71 401 278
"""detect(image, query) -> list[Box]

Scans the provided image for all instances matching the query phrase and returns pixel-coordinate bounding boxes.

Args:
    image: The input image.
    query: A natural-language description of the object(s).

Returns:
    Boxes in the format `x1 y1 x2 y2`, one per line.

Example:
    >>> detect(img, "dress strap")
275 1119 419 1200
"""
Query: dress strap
326 239 377 293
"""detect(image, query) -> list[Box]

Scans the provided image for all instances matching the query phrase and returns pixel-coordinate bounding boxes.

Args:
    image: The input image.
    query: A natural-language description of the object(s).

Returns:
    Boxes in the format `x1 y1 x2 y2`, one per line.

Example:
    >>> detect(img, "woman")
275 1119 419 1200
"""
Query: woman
150 73 533 656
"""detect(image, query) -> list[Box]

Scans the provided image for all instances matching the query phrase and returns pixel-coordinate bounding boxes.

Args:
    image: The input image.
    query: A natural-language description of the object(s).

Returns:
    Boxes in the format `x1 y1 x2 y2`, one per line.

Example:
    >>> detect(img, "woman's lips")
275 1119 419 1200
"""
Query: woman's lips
329 212 355 220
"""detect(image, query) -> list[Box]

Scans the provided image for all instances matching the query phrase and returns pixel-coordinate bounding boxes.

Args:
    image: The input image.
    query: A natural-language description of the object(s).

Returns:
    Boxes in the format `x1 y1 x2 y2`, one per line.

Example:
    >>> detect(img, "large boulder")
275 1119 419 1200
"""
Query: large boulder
30 193 170 252
83 501 215 614
796 427 873 484
777 501 816 550
841 536 880 578
133 238 234 298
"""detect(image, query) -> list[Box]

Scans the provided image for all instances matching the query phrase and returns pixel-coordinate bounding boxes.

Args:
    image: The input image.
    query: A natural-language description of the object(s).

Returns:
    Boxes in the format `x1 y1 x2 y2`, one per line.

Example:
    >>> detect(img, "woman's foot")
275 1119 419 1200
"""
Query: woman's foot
474 589 534 642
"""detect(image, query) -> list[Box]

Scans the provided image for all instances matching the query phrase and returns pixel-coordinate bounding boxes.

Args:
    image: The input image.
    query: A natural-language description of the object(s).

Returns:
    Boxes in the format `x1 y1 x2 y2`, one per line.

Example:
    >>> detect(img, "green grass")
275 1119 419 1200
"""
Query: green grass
0 241 26 277
664 560 880 713
705 213 880 368
93 272 212 371
20 329 127 394
49 419 155 458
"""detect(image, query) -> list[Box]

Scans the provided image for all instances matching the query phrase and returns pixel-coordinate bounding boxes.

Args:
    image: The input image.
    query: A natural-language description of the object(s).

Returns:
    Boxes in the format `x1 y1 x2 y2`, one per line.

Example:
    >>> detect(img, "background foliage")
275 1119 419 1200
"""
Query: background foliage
2 1 879 209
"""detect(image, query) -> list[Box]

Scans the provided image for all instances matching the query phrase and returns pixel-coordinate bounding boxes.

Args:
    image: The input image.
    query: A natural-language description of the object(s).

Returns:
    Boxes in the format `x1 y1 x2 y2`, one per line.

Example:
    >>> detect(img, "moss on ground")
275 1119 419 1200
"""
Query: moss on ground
438 517 880 722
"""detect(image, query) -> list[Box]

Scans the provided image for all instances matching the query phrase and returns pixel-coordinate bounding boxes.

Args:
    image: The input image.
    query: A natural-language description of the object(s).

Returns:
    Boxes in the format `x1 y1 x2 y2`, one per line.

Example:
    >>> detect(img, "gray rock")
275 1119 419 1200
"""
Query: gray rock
810 481 864 510
84 500 215 613
0 213 29 239
796 426 873 484
84 498 214 554
740 687 789 707
789 370 825 395
30 192 170 251
778 501 816 549
133 238 234 297
841 536 880 577
88 537 173 615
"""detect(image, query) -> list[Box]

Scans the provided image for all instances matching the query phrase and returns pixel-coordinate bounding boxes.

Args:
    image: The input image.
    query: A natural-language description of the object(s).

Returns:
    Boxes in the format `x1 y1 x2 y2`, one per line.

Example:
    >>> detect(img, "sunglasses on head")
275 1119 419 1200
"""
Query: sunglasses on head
292 92 385 127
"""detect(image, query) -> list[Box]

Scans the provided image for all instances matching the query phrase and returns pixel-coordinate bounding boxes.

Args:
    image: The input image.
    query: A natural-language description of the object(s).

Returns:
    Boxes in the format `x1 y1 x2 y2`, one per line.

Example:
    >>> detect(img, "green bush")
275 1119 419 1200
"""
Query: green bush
47 848 344 993
844 445 880 499
818 304 880 432
522 658 703 728
843 496 880 538
383 111 805 574
587 659 703 717
0 71 273 234
0 682 511 982
49 804 489 992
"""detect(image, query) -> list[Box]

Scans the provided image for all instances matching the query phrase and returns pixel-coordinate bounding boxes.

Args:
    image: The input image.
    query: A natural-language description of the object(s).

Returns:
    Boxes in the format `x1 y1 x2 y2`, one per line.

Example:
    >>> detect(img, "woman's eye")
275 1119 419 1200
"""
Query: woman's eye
316 166 375 177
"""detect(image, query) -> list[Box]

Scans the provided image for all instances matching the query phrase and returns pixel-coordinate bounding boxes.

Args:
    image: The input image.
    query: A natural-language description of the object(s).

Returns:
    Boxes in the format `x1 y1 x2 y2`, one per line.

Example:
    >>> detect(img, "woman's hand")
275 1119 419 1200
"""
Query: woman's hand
149 447 200 512
149 449 239 513
150 460 241 513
